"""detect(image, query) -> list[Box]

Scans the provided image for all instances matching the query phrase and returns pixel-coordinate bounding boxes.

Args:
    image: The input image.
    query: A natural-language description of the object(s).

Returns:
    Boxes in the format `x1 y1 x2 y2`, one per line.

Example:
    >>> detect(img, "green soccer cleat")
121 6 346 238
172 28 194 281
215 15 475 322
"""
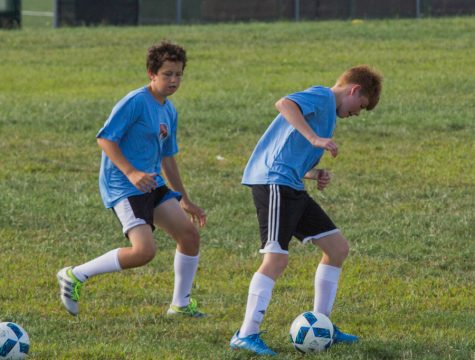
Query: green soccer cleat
167 298 207 318
57 266 83 316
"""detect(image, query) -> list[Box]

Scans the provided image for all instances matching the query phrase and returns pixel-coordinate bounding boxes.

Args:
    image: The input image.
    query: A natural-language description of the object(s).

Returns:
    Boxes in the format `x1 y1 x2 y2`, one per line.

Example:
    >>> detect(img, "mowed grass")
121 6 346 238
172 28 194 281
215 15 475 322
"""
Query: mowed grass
0 17 474 359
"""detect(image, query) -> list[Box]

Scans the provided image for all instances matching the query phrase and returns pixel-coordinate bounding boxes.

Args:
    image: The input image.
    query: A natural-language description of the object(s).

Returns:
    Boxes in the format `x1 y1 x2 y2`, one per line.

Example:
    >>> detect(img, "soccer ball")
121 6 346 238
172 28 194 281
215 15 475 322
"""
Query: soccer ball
289 311 334 353
0 322 29 359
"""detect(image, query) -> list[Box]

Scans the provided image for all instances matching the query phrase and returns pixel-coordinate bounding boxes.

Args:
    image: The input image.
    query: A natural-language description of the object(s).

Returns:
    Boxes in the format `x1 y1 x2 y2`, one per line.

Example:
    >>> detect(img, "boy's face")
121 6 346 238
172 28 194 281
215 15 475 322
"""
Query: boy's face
148 60 184 102
337 85 369 118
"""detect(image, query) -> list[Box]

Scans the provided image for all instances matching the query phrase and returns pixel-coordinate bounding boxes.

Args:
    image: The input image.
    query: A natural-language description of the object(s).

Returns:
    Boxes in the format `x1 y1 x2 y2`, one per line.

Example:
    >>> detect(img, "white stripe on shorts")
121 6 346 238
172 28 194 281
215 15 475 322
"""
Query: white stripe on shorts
261 184 286 254
268 184 279 244
113 198 147 234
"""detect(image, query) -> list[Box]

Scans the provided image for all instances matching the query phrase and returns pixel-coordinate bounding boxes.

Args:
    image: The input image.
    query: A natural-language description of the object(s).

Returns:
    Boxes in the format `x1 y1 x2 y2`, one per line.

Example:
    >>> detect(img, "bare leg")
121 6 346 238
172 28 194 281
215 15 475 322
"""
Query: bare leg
118 224 156 269
153 199 200 256
154 199 201 307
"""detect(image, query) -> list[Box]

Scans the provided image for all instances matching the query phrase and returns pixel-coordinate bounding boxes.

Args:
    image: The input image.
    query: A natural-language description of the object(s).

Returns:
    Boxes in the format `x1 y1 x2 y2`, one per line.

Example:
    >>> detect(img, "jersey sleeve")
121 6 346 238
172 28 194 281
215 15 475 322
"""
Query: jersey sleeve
96 96 138 142
161 109 179 157
285 87 320 118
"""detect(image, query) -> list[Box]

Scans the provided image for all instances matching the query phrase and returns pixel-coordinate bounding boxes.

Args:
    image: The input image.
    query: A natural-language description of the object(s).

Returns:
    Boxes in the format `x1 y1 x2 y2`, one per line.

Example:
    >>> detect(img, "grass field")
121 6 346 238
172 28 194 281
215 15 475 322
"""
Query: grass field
1 15 474 360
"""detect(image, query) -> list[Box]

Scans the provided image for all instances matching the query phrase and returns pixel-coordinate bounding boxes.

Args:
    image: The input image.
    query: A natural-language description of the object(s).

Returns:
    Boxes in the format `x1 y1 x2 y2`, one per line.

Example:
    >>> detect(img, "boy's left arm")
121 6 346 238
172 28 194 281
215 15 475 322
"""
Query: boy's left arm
161 156 206 227
304 168 331 191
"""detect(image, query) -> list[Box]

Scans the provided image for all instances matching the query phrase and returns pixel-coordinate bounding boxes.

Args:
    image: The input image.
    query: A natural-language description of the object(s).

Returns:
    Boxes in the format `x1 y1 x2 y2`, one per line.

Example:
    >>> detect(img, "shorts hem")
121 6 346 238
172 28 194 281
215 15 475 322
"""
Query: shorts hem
259 248 289 255
123 219 148 235
154 190 182 208
302 229 340 244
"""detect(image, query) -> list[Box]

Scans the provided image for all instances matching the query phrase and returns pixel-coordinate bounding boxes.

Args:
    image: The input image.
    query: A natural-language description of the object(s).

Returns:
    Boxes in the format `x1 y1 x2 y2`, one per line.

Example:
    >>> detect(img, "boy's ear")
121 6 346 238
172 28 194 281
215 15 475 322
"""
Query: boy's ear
147 69 156 80
349 84 361 95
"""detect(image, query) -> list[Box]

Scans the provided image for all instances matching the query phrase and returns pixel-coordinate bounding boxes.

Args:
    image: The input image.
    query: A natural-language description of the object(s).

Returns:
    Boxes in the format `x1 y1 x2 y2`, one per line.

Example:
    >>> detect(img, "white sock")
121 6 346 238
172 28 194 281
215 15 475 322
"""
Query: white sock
172 251 199 307
313 263 341 316
72 249 122 282
239 272 275 338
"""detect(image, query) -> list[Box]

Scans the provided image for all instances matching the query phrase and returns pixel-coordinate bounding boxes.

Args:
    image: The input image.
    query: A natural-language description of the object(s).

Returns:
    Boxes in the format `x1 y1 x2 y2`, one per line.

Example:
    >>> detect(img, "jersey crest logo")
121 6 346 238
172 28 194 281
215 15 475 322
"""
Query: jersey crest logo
159 124 168 139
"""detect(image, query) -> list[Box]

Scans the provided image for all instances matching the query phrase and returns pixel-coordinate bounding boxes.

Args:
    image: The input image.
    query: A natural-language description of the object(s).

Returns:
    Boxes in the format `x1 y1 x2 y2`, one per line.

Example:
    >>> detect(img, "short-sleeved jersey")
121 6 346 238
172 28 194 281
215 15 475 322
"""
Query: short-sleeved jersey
242 86 336 190
97 86 178 208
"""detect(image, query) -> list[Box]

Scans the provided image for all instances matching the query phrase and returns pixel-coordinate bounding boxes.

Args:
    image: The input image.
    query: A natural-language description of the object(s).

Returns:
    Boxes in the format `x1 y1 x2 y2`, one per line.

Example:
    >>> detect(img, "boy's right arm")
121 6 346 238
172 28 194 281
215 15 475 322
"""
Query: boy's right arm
97 138 157 193
275 98 338 157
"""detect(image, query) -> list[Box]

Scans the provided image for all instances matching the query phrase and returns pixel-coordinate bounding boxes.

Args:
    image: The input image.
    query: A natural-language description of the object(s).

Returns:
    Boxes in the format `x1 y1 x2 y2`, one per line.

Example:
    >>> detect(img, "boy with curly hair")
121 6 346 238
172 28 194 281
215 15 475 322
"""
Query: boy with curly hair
57 41 207 318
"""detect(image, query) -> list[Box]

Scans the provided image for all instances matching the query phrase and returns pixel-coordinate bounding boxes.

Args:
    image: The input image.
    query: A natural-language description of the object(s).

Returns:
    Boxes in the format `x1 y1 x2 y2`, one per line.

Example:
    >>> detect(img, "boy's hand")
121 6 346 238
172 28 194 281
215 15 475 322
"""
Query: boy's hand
316 169 332 190
127 170 158 193
305 169 332 190
181 200 207 228
311 137 338 157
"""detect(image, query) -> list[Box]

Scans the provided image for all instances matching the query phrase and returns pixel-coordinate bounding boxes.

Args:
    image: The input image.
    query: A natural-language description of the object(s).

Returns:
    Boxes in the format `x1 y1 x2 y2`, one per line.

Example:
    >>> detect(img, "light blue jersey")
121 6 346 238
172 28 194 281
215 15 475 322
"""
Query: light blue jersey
242 86 336 190
97 86 178 208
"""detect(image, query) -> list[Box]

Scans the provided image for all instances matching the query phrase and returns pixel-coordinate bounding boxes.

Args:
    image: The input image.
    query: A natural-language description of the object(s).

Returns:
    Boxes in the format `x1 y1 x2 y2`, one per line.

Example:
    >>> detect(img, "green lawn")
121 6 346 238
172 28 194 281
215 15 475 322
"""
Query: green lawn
0 17 474 359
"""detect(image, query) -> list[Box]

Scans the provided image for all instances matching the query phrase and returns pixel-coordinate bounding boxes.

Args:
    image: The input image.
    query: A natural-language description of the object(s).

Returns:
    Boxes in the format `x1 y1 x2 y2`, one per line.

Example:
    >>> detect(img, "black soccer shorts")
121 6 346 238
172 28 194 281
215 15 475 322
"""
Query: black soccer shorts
251 184 339 254
112 185 182 236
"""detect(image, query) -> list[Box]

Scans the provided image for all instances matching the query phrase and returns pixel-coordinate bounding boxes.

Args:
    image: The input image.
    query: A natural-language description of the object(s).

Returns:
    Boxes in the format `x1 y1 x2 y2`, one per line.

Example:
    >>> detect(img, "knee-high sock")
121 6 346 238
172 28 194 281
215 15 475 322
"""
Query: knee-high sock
239 272 275 337
172 251 199 307
313 263 341 316
72 249 122 282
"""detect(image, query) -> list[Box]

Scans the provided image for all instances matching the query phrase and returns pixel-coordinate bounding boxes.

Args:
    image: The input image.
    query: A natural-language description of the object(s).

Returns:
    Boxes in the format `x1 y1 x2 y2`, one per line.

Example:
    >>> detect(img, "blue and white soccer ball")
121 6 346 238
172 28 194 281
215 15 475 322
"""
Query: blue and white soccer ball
289 311 334 353
0 322 29 359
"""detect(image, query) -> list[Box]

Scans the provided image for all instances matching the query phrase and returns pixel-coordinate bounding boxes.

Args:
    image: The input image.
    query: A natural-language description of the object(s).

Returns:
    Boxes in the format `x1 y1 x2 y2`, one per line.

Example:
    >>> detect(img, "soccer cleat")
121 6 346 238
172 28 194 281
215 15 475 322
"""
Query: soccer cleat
57 267 83 316
332 325 359 344
167 298 207 318
230 330 277 356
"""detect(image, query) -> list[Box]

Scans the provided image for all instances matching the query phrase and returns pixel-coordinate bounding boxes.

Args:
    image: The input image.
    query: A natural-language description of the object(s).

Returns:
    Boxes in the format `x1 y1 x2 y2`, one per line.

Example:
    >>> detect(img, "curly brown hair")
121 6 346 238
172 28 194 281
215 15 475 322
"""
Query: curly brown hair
335 65 383 110
146 41 187 74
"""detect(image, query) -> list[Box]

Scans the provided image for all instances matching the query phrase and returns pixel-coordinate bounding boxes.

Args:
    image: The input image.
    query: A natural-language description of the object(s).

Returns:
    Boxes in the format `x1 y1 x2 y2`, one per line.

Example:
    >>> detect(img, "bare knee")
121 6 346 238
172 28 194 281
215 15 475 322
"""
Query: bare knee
258 253 289 280
132 242 157 266
121 225 157 268
175 224 200 256
313 233 350 267
324 241 349 266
